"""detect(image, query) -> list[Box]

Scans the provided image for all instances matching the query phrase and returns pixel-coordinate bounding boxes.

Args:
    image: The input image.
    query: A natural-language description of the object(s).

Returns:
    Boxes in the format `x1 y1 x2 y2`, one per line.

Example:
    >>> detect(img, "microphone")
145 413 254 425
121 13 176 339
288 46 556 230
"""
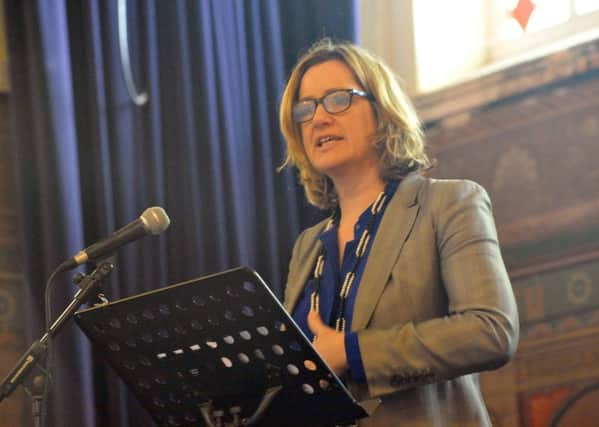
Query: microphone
57 206 170 272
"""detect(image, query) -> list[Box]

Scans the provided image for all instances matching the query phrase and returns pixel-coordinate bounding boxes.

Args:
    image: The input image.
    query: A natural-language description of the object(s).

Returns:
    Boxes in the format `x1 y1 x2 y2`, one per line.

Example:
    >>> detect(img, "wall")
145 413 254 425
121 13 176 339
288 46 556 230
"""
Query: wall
0 0 29 424
415 36 599 427
0 93 28 426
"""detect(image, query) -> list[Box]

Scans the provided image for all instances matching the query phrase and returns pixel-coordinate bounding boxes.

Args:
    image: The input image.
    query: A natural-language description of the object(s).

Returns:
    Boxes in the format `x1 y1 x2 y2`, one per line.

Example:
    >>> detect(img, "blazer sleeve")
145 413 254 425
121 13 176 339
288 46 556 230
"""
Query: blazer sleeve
358 180 519 397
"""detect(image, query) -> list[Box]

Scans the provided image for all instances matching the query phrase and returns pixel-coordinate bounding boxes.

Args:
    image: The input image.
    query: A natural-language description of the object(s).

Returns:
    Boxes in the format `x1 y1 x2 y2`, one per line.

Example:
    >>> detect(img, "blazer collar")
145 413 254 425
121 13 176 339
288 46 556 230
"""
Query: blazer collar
351 173 424 330
284 174 426 322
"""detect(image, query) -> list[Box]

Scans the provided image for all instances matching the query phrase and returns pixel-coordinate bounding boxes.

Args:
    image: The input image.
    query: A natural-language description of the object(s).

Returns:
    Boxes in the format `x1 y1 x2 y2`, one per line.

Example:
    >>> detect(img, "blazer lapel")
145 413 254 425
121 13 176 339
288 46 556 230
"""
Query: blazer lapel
351 174 424 331
283 223 326 312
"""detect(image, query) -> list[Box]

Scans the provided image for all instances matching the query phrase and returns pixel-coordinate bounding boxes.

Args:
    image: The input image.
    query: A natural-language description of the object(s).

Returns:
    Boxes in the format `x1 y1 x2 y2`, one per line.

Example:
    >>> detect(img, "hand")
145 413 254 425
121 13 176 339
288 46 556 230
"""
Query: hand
307 310 349 376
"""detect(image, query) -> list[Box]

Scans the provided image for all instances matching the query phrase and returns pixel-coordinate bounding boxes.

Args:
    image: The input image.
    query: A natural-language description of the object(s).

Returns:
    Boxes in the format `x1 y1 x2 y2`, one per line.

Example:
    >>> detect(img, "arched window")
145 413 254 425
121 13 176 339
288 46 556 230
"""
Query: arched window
492 0 599 62
360 0 599 94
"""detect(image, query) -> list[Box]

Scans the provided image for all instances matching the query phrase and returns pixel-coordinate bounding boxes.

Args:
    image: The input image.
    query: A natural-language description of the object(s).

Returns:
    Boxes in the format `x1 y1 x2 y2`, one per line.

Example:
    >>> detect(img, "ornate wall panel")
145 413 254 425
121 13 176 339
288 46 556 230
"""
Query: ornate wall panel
416 37 599 427
0 91 28 424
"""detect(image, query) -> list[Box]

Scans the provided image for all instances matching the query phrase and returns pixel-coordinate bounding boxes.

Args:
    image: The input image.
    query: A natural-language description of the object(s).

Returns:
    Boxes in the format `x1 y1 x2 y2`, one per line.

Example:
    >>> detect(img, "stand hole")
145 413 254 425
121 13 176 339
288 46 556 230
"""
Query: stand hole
142 309 155 320
243 281 256 293
287 364 299 375
154 376 167 385
239 330 252 340
175 301 188 311
137 379 150 389
123 360 136 370
221 357 233 368
304 360 317 371
272 345 284 356
173 324 187 335
223 335 235 344
184 412 198 422
257 304 273 313
241 306 255 317
206 340 218 349
209 294 222 303
256 326 269 336
238 353 250 363
190 320 204 331
226 285 241 297
207 316 220 326
167 415 182 426
92 324 106 335
274 321 287 332
139 356 152 367
302 384 315 395
253 349 265 360
168 392 182 404
192 296 206 307
319 379 331 390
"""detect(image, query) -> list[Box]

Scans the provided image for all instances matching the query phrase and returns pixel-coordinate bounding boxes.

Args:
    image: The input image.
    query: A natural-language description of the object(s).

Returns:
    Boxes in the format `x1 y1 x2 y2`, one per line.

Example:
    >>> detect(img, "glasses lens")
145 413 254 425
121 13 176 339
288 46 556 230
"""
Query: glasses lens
323 91 352 114
292 101 315 123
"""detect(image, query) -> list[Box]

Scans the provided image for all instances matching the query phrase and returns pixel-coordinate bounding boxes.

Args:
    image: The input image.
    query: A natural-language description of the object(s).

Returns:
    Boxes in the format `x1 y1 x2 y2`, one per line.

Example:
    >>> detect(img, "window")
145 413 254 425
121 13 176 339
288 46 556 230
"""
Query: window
491 0 599 62
360 0 599 94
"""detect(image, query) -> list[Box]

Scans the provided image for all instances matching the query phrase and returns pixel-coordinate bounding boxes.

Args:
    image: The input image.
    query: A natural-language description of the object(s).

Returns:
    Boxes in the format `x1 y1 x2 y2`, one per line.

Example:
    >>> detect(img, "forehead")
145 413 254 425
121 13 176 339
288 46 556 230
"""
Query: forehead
298 60 361 98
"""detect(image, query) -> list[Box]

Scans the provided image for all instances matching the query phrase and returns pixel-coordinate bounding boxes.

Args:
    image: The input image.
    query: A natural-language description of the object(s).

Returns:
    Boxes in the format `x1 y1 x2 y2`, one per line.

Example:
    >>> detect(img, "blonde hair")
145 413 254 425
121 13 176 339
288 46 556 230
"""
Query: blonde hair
279 38 432 209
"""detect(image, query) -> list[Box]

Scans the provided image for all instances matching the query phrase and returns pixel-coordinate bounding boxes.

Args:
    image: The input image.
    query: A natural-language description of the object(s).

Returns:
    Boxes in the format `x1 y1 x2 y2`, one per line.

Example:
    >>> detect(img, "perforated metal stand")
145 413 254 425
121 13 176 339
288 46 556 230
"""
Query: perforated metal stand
75 267 377 427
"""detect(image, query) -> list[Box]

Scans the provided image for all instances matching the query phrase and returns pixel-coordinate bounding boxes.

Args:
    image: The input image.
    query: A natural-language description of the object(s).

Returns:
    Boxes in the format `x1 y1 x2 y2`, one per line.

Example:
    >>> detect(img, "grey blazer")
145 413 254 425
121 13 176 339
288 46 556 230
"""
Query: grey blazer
284 174 519 427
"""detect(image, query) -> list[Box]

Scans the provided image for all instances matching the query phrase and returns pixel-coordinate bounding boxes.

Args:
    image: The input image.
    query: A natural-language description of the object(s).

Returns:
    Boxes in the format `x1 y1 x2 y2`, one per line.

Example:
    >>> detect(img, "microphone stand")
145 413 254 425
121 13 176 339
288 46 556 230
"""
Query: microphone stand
0 261 114 425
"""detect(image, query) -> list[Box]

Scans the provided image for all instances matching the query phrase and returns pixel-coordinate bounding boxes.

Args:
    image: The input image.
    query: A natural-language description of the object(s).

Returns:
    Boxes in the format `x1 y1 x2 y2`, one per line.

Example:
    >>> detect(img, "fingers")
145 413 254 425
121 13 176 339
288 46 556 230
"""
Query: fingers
307 309 325 337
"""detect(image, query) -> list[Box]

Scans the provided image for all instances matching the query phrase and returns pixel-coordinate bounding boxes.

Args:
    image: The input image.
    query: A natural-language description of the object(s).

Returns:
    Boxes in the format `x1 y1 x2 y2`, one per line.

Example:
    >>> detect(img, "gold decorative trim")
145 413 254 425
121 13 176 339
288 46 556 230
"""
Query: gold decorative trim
0 0 8 93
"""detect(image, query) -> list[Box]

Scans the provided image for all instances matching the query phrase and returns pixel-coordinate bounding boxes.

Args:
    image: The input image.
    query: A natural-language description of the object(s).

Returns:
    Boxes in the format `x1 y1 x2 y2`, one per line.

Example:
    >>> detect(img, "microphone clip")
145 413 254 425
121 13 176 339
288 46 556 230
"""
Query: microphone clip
72 259 114 307
72 260 115 306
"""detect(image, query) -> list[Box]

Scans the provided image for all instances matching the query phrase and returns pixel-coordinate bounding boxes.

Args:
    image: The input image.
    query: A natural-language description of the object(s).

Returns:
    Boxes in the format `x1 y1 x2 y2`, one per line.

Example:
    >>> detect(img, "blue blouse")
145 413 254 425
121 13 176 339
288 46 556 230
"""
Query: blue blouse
292 180 400 382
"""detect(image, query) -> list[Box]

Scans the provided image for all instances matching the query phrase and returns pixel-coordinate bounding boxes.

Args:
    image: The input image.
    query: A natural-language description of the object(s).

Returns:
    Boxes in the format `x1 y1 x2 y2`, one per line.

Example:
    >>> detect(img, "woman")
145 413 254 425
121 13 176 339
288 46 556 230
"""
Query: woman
280 39 519 426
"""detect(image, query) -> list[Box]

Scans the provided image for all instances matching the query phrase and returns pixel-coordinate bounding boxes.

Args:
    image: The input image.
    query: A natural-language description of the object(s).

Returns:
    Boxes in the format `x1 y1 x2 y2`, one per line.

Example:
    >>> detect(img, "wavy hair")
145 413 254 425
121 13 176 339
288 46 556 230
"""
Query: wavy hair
279 38 432 209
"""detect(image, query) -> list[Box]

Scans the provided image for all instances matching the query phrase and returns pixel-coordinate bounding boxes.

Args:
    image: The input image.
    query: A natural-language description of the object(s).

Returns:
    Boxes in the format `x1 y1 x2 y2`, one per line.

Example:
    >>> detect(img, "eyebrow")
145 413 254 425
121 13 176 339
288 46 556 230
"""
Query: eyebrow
296 87 355 102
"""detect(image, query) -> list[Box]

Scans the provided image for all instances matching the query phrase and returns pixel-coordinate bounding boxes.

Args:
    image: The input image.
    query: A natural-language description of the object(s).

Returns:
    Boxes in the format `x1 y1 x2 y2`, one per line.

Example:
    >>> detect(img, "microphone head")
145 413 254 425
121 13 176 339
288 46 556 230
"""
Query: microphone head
140 206 171 234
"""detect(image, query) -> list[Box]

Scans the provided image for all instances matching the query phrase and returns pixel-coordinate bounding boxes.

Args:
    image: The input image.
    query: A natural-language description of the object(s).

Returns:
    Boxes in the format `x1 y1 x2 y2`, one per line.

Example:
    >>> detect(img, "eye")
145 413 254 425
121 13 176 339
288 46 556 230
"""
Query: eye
295 100 313 112
325 91 351 110
292 100 315 122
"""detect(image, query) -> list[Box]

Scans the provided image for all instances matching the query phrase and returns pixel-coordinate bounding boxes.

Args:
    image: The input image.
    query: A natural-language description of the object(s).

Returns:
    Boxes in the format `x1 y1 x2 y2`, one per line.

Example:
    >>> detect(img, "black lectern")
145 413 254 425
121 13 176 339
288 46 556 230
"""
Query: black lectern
75 267 378 426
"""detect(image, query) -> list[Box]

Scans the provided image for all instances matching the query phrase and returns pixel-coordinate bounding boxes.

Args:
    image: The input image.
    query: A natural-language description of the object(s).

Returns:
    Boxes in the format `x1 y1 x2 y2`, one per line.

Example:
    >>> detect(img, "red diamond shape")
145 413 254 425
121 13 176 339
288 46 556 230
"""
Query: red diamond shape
511 0 536 30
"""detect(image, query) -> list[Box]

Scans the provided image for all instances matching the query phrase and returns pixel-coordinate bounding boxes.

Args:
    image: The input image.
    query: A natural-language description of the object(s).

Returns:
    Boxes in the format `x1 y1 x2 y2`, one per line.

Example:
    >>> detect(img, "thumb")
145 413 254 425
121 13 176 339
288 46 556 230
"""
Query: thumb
307 310 326 336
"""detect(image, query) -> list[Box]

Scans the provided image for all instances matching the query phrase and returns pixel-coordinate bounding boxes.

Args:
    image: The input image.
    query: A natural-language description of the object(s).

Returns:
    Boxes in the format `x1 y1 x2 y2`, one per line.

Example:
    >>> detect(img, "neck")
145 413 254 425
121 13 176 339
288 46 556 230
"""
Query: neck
333 170 385 224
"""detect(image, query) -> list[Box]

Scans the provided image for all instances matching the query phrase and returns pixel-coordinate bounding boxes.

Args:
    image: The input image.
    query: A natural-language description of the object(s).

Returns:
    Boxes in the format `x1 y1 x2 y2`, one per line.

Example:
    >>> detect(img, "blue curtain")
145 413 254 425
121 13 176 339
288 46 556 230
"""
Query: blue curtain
279 0 358 74
5 0 356 425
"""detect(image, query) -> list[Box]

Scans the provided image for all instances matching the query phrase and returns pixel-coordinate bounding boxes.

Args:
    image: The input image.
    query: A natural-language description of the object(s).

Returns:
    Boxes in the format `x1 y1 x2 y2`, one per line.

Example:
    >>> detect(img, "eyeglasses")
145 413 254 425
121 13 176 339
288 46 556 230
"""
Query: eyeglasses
292 88 372 123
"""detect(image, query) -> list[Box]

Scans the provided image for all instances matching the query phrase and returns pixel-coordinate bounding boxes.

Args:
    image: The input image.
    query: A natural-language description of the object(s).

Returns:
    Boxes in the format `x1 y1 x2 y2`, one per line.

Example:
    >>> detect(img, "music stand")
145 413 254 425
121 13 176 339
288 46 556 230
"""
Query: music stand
74 266 378 426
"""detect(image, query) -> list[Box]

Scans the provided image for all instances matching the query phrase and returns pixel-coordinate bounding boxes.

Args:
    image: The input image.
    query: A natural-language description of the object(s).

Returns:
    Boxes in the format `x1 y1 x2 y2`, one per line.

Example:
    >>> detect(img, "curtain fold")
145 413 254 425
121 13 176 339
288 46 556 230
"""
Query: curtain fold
5 0 356 425
6 1 97 426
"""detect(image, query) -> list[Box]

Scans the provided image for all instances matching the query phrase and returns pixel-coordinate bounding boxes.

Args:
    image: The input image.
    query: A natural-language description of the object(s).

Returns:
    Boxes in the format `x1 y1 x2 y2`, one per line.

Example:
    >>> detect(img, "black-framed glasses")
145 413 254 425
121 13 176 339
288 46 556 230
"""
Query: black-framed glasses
292 88 372 123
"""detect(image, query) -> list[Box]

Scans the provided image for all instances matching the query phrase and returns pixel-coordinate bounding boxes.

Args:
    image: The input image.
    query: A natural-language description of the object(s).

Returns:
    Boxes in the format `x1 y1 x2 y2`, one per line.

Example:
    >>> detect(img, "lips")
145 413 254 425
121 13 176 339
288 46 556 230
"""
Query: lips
315 135 343 148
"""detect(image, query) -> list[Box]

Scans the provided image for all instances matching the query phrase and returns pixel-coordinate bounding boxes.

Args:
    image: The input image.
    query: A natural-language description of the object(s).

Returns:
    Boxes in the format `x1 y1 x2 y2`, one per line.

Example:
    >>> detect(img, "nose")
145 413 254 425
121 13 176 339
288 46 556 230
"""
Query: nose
311 102 332 127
